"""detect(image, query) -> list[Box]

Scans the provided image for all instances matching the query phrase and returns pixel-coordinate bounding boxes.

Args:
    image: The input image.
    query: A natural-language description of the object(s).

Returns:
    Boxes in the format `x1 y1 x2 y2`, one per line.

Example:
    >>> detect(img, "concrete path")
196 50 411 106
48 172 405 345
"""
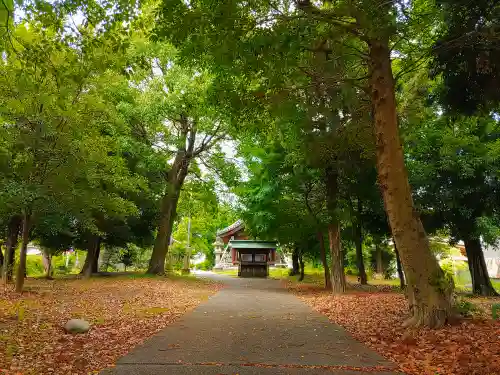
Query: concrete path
103 272 401 375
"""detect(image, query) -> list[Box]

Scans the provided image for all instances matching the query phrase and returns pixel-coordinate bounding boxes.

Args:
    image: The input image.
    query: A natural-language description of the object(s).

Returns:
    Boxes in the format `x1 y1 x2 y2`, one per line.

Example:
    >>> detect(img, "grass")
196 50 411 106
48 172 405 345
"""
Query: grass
492 279 500 291
219 264 500 297
269 266 402 289
214 265 402 288
272 265 500 294
212 268 238 276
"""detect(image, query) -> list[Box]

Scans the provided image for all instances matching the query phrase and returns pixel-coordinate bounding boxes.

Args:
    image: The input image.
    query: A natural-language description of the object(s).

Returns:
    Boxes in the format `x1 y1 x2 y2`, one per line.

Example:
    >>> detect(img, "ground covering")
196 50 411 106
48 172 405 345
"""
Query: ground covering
0 275 221 375
290 282 500 375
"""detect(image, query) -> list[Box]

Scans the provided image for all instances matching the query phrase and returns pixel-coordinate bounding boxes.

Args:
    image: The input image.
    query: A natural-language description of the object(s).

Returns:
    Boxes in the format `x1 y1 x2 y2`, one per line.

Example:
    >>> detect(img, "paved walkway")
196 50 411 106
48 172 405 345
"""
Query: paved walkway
103 272 401 374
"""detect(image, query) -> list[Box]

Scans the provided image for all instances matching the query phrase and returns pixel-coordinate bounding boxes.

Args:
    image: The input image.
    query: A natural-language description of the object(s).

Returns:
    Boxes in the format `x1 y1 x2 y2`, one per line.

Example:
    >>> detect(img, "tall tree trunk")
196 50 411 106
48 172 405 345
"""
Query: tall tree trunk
291 246 300 276
354 200 367 284
298 251 305 282
375 244 383 274
354 228 367 284
463 237 498 296
324 166 345 294
15 213 31 293
42 250 53 279
369 38 454 328
81 235 101 278
3 216 21 284
0 247 3 277
317 231 331 289
148 187 182 274
394 242 406 289
328 222 346 294
148 153 190 275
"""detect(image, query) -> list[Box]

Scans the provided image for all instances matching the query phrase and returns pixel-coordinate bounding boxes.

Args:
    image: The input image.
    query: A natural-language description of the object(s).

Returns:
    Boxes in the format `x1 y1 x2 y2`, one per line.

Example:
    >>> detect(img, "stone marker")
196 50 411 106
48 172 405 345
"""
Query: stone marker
64 319 90 334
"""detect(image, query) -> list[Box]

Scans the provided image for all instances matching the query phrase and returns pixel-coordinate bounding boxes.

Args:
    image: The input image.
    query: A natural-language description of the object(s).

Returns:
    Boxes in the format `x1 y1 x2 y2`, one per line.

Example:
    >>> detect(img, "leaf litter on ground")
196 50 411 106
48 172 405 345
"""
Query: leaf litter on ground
0 275 221 375
288 282 500 375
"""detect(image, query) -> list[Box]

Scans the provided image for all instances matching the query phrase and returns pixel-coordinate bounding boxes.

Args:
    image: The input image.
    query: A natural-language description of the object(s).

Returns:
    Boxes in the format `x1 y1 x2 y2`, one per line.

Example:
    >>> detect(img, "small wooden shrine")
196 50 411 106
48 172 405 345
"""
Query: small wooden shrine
231 240 277 277
214 220 277 277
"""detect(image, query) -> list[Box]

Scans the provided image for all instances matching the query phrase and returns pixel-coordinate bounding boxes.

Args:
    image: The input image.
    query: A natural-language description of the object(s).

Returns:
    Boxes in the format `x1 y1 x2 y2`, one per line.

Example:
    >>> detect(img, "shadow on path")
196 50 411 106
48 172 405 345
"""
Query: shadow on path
102 271 402 374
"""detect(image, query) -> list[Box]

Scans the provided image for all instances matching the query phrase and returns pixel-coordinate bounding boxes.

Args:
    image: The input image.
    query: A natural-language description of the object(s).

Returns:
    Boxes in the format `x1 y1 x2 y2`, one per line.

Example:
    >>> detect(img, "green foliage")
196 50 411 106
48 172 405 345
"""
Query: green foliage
454 298 480 318
26 255 44 276
492 303 500 320
2 0 500 309
344 265 359 276
194 259 212 271
432 0 500 114
406 102 500 245
0 0 13 45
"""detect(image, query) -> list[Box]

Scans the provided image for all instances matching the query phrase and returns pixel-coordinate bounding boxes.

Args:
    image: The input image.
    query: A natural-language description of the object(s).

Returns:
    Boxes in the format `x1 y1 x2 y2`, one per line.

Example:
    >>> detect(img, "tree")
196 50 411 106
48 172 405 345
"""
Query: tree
130 45 230 275
406 113 500 296
156 0 454 327
236 140 333 287
172 176 222 271
32 211 74 278
0 216 21 283
119 247 136 272
0 22 141 290
432 0 500 114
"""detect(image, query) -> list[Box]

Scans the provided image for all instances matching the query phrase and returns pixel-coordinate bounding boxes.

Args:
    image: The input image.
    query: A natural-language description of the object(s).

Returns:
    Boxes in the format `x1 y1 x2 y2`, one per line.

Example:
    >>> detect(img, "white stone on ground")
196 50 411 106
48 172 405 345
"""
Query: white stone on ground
64 319 90 334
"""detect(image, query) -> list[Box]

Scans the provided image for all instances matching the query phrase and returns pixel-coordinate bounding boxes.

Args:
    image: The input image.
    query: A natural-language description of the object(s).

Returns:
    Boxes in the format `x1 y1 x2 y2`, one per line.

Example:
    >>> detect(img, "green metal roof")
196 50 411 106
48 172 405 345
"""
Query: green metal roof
229 240 277 249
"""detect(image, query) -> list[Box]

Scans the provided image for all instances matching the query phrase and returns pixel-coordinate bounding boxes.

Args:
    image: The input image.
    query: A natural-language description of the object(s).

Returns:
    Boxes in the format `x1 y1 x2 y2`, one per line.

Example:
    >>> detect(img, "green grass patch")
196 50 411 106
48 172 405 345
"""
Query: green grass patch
139 307 170 316
491 279 500 291
269 266 403 289
212 269 238 276
268 268 289 279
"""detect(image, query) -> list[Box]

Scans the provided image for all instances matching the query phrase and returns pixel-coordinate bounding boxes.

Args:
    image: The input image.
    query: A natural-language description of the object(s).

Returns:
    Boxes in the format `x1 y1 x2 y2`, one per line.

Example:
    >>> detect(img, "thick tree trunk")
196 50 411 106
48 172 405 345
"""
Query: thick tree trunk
81 235 101 278
291 246 300 276
354 200 367 284
317 231 332 289
463 237 498 296
394 242 406 289
369 38 453 328
3 216 21 284
324 166 345 294
375 244 383 274
42 250 53 279
328 222 346 294
148 152 190 275
148 188 181 274
15 214 31 293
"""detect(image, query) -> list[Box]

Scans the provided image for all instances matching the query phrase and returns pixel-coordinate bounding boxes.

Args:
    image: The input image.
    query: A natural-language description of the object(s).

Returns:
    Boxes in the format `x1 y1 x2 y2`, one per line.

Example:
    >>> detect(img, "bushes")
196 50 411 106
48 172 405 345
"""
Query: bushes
454 297 479 317
194 260 213 271
344 265 359 276
26 255 45 276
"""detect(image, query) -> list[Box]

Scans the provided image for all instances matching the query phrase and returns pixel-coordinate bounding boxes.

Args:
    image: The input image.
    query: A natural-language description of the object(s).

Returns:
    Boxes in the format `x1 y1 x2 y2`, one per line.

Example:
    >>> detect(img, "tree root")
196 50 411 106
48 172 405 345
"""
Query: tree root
402 307 449 329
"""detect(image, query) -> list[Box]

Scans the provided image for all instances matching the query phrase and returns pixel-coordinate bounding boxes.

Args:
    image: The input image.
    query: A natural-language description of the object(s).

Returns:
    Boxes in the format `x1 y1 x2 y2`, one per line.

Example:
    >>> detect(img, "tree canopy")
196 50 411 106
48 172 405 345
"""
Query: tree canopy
1 0 500 330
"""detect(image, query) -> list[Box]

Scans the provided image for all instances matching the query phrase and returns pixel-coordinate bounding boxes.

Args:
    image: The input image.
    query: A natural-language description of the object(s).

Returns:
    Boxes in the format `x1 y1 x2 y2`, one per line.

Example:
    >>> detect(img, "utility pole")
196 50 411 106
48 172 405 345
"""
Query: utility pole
182 216 191 274
182 190 192 275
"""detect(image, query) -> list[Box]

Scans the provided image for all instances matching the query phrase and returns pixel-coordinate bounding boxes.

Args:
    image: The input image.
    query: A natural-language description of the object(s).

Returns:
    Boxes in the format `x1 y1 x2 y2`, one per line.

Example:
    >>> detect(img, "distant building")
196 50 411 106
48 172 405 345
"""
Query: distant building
213 220 279 277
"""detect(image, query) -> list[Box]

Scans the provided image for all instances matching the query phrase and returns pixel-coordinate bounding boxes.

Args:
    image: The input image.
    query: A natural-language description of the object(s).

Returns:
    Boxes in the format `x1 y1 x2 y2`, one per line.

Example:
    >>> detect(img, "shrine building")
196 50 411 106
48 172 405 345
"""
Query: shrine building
213 220 278 277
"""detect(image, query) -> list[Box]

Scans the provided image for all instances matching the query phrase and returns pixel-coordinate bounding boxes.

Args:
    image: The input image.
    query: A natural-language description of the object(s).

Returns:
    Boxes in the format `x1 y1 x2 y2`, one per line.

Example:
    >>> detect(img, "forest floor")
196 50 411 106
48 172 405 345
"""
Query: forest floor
0 274 221 375
288 281 500 375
